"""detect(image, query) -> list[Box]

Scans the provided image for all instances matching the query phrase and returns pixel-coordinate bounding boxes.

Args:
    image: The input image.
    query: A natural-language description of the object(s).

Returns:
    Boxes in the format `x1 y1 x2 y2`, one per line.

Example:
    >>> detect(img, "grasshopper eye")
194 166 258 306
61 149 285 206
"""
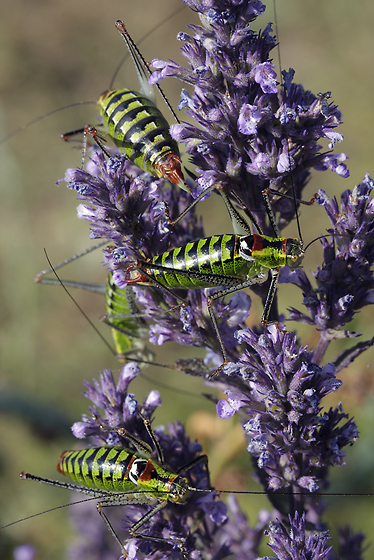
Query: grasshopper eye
291 253 302 265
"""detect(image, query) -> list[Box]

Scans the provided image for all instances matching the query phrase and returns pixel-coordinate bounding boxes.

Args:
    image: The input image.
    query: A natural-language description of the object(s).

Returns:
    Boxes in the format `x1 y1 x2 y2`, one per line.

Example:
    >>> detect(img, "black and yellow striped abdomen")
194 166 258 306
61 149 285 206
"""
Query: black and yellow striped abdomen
57 447 136 492
98 89 181 178
144 234 255 289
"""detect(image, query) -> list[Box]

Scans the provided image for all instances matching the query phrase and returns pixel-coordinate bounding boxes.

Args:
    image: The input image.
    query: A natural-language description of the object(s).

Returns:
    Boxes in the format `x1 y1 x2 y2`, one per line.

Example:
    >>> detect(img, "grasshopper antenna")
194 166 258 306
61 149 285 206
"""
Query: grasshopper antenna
109 4 186 91
114 20 180 124
41 250 208 399
273 0 303 245
0 101 96 146
0 496 99 530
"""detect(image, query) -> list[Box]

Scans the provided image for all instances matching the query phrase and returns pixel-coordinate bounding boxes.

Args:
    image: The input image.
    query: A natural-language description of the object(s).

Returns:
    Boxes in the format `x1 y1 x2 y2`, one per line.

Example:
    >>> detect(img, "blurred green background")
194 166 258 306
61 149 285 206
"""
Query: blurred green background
0 0 374 558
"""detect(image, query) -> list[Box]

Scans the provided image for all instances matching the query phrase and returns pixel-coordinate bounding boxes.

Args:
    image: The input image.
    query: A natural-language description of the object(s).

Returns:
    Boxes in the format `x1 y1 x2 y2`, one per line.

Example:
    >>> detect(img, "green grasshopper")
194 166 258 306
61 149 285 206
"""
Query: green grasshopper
19 412 212 559
11 404 371 558
0 13 190 194
124 187 305 375
66 19 191 194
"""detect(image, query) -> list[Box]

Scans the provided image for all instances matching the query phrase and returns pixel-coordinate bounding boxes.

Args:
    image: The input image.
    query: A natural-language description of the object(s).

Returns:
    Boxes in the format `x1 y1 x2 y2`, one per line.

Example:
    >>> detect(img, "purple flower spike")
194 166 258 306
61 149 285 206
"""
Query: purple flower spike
67 368 270 560
151 1 349 235
285 174 374 365
217 326 358 525
56 1 374 557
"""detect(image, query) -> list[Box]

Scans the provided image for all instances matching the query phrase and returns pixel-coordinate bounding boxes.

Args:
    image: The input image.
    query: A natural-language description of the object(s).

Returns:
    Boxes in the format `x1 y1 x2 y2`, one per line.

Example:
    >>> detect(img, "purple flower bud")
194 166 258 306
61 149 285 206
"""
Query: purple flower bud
265 512 333 558
13 545 36 560
237 104 262 135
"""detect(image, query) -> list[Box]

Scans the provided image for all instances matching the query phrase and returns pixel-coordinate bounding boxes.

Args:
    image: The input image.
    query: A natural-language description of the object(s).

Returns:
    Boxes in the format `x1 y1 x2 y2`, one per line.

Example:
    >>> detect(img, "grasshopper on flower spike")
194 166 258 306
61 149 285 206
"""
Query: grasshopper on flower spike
19 411 214 559
75 20 191 195
9 368 371 559
124 187 305 376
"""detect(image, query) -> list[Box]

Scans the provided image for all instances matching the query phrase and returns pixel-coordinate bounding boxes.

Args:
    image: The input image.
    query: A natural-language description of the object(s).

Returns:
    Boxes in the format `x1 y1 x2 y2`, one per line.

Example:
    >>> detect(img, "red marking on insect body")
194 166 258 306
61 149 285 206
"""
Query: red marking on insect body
139 460 157 482
124 454 137 478
281 237 287 255
252 234 265 254
125 264 150 284
56 450 68 475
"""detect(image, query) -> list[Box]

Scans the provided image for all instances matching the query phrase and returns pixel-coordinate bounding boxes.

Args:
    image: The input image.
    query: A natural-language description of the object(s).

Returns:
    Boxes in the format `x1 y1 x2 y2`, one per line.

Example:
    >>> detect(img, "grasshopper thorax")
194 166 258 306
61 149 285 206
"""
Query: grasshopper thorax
238 234 304 271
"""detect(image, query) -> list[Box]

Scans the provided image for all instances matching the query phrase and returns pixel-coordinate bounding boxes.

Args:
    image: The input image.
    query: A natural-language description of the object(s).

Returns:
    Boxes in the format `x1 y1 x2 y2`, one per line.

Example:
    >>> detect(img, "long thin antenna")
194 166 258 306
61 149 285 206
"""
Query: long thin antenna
3 473 372 533
273 0 303 244
0 101 96 146
109 4 185 90
273 0 282 84
0 497 99 530
115 20 180 124
35 240 109 282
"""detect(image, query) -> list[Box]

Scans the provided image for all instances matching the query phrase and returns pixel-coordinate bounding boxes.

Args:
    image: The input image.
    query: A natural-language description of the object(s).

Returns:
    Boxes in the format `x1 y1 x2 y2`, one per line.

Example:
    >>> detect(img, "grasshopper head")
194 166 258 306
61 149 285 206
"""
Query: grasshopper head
167 475 192 504
286 239 305 269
